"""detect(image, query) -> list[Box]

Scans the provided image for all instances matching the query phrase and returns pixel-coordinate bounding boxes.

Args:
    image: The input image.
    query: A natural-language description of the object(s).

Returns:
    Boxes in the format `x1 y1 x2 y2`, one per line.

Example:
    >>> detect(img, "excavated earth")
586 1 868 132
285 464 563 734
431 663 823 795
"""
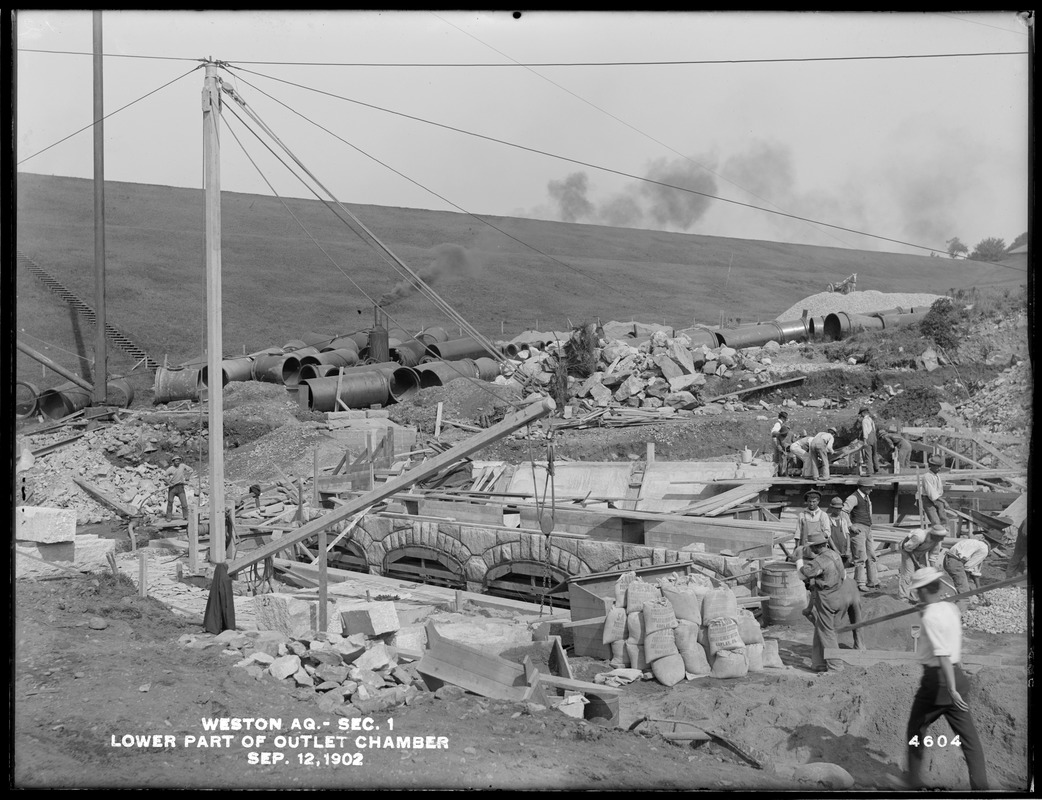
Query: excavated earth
13 305 1032 791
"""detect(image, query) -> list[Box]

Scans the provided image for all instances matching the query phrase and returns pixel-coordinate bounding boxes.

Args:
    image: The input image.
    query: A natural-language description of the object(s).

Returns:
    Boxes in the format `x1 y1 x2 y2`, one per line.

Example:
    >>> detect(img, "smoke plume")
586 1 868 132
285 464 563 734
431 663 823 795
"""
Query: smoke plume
377 243 480 307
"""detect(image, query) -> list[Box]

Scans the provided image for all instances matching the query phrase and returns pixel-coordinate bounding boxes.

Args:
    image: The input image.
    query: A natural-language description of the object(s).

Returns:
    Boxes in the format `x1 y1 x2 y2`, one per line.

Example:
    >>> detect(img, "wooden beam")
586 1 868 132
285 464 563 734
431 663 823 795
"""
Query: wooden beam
226 397 556 575
702 374 805 403
836 574 1026 633
73 477 138 519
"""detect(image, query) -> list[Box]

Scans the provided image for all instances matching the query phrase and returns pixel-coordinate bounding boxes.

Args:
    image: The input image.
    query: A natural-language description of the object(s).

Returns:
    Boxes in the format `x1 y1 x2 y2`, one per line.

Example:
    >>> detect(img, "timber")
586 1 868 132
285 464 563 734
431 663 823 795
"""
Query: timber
226 397 555 576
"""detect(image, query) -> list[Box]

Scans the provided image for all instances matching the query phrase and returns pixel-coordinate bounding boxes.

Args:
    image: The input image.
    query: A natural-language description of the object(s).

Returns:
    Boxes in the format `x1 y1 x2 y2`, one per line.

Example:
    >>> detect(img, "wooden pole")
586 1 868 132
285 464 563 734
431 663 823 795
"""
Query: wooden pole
836 574 1027 633
318 527 328 633
92 11 107 405
138 551 147 598
434 402 444 439
187 507 199 573
313 448 319 507
227 397 556 575
203 61 226 564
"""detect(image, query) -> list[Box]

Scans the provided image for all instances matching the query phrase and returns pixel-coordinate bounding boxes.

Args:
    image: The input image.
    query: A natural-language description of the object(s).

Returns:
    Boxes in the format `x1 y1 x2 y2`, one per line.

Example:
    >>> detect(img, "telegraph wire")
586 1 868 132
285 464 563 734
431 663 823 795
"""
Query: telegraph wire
17 65 203 166
229 71 623 294
232 65 1028 267
23 47 1025 67
221 104 533 410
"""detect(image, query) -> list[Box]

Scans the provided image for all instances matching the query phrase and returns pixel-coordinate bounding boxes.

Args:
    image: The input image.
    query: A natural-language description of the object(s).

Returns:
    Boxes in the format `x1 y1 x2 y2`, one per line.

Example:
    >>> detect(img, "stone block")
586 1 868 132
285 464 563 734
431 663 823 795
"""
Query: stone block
353 642 394 672
269 654 301 681
16 506 77 544
254 594 319 639
338 600 400 637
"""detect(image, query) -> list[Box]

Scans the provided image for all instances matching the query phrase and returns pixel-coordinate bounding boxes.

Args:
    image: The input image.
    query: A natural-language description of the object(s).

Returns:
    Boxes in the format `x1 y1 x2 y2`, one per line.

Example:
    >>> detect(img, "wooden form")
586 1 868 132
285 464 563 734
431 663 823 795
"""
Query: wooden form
226 397 555 576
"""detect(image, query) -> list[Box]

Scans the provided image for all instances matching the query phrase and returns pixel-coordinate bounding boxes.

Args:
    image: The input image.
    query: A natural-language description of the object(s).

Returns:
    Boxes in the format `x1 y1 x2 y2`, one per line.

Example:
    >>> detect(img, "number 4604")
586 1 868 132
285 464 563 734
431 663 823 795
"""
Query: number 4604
908 735 961 747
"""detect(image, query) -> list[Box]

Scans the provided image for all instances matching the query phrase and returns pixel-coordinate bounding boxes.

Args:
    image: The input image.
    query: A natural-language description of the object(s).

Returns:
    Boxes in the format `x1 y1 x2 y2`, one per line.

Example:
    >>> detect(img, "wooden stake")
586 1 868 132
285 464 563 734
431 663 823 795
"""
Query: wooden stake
187 506 198 573
434 402 443 439
138 551 147 598
318 527 328 633
313 448 319 507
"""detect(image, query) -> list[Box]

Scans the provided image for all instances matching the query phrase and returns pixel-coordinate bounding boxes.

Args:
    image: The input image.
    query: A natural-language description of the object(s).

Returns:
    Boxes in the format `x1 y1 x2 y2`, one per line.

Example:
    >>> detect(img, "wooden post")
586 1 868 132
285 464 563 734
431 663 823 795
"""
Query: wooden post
202 61 225 564
434 402 444 439
187 507 198 573
646 442 655 463
313 448 319 507
318 527 328 634
92 11 107 405
138 551 147 598
335 367 347 412
367 432 375 489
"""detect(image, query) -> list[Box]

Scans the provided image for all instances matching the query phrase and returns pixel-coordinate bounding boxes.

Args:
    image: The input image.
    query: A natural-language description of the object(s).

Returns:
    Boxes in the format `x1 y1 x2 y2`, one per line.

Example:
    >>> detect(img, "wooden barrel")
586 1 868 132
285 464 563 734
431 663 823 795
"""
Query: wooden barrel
761 562 808 626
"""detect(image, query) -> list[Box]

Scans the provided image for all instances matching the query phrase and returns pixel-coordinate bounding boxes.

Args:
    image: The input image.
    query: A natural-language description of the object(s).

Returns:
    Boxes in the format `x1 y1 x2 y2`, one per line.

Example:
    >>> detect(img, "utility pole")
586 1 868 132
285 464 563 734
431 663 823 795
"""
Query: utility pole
203 61 225 563
92 11 107 404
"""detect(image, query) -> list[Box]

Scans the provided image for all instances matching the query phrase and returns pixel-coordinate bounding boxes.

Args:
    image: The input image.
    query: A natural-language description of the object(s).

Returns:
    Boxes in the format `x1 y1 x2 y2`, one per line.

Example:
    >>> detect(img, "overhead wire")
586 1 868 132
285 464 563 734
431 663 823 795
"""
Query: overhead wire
219 92 538 411
227 69 622 294
17 64 203 166
220 83 505 361
229 65 1026 264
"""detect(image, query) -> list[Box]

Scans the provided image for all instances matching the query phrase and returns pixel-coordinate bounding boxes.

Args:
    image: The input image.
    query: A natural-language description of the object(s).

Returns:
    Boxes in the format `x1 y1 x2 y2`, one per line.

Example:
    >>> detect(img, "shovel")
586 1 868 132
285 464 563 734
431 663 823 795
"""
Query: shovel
628 715 771 770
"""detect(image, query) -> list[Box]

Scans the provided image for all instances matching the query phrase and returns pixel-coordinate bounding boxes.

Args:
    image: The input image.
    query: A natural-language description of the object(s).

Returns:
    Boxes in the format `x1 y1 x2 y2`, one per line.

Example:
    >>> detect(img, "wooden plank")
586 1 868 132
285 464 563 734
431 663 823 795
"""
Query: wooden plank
824 648 1008 667
548 635 573 680
414 621 528 701
227 397 555 575
529 672 622 696
73 477 139 519
702 374 806 403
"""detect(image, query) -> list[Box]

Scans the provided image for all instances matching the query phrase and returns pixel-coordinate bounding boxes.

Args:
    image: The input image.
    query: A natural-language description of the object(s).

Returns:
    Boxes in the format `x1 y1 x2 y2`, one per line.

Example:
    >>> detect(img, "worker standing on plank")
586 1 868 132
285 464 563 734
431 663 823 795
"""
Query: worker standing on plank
770 411 791 477
809 426 838 479
918 455 950 524
856 407 879 475
164 454 195 522
843 479 880 592
789 433 815 478
904 566 989 790
797 530 863 673
826 496 852 566
879 424 912 473
795 489 832 548
942 529 1000 612
899 524 948 602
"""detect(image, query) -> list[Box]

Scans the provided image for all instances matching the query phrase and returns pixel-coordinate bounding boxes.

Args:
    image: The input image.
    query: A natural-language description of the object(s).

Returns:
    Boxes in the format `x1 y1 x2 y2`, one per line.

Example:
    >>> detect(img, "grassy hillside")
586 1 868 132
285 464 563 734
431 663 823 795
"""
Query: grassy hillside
15 172 1026 390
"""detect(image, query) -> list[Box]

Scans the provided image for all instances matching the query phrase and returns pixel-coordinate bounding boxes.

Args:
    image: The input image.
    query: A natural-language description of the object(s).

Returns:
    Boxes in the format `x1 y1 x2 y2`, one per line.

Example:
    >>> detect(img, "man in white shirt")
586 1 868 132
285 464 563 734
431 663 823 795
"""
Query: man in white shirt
809 426 837 479
857 407 879 475
789 434 814 477
899 524 947 602
904 566 989 790
919 455 950 524
943 530 998 611
770 411 790 477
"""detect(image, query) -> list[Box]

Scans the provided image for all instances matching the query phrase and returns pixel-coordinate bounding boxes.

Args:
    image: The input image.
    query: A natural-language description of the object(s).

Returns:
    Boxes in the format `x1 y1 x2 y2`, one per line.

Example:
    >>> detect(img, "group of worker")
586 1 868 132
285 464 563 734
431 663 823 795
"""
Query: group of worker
770 407 913 479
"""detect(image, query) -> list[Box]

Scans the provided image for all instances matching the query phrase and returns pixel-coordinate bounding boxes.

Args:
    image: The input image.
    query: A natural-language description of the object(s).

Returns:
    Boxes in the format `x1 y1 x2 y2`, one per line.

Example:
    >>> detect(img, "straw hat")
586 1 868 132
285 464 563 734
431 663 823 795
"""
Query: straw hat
927 455 943 467
858 478 874 489
806 531 828 546
928 523 948 537
829 497 844 508
172 455 183 463
909 566 946 591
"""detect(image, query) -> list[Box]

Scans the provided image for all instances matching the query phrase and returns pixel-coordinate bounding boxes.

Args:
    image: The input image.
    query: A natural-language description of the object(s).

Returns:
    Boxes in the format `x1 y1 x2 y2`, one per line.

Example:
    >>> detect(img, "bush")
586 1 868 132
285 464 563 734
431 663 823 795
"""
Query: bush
918 298 961 352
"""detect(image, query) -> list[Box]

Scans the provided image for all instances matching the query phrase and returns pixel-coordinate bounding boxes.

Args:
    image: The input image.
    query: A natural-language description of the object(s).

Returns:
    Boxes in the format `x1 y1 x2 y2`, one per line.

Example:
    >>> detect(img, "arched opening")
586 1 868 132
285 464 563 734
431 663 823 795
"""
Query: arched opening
484 560 571 609
382 545 465 590
328 540 370 574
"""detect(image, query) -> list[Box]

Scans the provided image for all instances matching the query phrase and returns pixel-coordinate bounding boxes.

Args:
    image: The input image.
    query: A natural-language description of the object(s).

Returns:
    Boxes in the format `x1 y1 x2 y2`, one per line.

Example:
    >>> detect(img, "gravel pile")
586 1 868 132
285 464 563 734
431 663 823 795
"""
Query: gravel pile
963 586 1028 634
956 361 1032 435
775 290 945 322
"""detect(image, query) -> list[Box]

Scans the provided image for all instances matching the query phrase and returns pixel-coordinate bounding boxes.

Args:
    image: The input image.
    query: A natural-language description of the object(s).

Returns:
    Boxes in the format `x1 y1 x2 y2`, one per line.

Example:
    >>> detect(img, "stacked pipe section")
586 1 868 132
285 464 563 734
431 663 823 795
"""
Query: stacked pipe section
821 307 928 342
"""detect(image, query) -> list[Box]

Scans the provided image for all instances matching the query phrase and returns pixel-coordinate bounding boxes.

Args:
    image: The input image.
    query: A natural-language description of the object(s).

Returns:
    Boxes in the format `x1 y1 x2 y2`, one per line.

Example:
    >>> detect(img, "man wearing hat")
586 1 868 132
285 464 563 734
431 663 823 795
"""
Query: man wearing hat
809 426 838 479
798 530 865 672
904 566 989 790
943 529 1000 611
918 454 950 524
856 407 879 476
843 479 880 591
770 411 792 477
795 489 832 548
164 454 195 522
826 495 852 565
789 433 815 477
899 524 948 602
879 424 912 473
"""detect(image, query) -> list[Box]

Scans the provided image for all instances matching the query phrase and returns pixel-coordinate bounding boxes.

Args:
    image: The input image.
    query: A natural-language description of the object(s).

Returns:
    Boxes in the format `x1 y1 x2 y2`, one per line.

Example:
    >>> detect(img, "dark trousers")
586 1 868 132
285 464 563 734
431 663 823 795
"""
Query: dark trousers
166 484 188 520
809 580 864 670
906 664 989 790
943 554 973 611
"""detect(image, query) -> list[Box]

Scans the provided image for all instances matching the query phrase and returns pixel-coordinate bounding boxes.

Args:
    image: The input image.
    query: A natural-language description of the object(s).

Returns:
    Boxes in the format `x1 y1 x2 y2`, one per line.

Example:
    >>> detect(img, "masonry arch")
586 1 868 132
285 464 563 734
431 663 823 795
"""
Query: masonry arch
484 560 570 608
382 545 466 590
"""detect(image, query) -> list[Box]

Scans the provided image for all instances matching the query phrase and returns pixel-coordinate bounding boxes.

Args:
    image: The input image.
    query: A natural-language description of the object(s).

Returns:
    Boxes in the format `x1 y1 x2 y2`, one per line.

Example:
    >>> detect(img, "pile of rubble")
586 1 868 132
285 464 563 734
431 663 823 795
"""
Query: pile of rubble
497 330 786 412
963 587 1028 635
956 361 1032 435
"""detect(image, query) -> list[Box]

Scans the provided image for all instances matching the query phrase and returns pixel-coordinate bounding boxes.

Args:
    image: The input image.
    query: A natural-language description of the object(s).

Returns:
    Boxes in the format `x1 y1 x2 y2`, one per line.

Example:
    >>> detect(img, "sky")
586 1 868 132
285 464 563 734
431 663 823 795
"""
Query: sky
15 10 1032 256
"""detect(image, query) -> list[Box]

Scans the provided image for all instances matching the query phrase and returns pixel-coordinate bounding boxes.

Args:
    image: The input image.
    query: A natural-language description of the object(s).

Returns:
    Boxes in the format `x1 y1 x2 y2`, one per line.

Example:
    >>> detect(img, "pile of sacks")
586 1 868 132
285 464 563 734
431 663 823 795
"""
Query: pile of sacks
498 330 781 411
600 572 785 686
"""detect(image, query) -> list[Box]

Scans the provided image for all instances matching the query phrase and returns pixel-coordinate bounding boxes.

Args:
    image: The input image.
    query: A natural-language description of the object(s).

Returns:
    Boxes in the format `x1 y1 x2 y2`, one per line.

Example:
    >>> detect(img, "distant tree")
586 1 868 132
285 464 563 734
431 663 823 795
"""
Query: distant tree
945 237 968 259
1008 232 1028 251
969 237 1008 262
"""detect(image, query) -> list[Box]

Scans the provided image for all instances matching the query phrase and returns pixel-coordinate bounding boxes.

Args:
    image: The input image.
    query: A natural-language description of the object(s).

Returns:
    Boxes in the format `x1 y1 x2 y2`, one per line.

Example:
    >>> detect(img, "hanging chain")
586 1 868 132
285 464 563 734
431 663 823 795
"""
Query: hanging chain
539 432 557 616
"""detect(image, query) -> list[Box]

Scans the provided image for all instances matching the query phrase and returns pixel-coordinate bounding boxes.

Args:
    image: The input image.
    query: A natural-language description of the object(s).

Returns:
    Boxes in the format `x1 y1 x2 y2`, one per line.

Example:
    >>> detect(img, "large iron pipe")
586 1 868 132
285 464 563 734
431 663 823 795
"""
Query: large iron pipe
876 312 926 330
674 327 721 349
299 363 341 382
15 381 40 418
201 355 255 388
299 348 360 370
473 357 502 381
807 316 827 339
389 366 423 402
425 336 488 362
321 336 360 354
37 381 93 419
390 339 430 367
414 360 477 389
299 372 390 412
253 352 294 384
153 365 201 404
823 312 886 341
715 320 807 349
299 331 336 350
17 341 93 392
417 326 449 344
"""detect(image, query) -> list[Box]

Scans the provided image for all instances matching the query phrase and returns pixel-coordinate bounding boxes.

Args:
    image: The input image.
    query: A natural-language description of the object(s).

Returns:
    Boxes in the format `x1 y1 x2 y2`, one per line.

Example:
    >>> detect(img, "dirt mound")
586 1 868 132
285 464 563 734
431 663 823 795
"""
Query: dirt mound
389 380 523 434
776 290 945 322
